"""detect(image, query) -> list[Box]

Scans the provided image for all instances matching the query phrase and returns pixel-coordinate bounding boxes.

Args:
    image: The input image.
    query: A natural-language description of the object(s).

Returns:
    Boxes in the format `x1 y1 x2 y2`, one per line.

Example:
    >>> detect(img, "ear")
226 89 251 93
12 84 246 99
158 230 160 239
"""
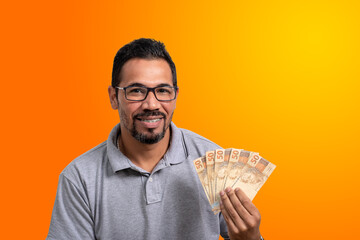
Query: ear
108 86 119 109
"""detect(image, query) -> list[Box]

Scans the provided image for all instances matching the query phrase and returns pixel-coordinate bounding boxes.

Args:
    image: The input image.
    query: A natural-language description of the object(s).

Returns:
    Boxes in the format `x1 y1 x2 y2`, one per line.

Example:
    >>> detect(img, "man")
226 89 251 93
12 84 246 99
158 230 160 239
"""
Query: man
47 38 262 240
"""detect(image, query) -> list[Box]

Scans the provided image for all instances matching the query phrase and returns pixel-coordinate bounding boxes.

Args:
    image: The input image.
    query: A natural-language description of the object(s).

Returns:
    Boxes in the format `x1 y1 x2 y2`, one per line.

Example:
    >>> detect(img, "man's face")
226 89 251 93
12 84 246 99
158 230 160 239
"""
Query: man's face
109 58 178 144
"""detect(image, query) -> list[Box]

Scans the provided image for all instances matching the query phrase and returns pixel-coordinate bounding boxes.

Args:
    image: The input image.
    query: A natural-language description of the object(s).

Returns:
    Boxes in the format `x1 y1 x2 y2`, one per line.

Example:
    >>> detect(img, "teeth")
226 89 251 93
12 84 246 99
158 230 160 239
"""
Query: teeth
141 119 161 123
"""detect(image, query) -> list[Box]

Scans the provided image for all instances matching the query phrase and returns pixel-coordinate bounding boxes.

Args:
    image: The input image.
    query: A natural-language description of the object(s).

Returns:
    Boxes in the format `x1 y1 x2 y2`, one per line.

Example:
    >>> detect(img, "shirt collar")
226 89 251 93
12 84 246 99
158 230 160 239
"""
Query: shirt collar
107 122 188 173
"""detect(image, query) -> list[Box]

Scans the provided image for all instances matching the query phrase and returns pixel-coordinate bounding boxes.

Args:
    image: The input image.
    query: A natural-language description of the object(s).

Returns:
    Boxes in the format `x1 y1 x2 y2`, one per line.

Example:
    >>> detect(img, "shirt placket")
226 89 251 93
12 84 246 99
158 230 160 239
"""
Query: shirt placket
144 159 168 204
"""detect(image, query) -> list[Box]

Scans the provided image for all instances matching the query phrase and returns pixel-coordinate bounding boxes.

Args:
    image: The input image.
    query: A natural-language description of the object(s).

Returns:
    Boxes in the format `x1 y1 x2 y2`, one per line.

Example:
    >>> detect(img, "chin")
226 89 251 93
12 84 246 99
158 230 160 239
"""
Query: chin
133 131 166 144
129 118 171 144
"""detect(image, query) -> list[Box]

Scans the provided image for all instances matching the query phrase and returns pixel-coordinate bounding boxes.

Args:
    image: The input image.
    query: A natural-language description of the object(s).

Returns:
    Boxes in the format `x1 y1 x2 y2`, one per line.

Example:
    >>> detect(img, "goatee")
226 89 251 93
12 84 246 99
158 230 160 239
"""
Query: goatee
131 111 171 144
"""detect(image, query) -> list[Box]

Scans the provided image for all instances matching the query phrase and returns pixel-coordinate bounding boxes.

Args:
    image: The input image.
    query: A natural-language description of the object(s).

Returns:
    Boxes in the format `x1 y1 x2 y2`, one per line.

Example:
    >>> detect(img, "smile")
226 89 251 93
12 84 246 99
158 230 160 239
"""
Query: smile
138 118 162 123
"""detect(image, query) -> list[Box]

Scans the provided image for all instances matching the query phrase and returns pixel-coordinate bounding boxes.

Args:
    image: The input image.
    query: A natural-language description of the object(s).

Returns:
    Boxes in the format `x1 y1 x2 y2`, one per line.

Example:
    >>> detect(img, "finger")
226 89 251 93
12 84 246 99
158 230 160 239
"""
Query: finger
234 188 261 219
219 199 239 234
226 187 252 220
220 189 247 231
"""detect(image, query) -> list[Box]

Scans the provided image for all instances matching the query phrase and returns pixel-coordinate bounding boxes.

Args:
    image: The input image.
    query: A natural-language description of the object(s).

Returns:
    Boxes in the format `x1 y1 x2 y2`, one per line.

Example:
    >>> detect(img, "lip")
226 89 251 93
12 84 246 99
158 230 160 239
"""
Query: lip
134 111 166 129
136 116 163 121
136 117 163 129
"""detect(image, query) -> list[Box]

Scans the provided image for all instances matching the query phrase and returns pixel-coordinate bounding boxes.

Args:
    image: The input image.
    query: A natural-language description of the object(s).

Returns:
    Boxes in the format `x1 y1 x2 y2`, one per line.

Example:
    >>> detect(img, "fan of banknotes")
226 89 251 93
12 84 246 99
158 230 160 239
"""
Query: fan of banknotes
193 149 276 214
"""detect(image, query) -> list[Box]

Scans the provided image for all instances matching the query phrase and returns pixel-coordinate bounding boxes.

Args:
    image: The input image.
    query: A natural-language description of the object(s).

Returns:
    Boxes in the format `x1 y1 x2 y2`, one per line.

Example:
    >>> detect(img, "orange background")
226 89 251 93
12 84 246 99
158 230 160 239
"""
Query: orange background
1 0 359 239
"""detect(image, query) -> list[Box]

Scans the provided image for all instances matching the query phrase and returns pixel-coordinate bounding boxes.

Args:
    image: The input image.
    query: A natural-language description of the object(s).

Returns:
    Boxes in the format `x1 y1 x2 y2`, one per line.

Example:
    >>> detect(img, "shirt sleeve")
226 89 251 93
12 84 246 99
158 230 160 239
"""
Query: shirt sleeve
219 212 230 240
46 173 95 240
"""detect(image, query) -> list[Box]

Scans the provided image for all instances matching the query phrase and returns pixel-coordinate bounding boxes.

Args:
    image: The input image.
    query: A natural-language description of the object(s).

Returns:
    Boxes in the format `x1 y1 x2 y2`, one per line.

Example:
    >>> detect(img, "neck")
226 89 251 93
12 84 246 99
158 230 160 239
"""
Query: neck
118 126 171 173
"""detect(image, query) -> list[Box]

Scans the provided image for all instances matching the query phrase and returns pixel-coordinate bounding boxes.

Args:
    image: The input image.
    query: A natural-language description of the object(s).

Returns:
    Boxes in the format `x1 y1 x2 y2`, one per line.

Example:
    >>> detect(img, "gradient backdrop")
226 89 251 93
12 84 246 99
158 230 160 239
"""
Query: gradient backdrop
1 0 359 239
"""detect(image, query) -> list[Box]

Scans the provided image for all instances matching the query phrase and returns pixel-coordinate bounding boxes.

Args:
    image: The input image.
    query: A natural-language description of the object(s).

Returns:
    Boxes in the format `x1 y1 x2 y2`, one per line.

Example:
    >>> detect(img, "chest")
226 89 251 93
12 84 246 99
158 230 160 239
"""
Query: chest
90 163 220 239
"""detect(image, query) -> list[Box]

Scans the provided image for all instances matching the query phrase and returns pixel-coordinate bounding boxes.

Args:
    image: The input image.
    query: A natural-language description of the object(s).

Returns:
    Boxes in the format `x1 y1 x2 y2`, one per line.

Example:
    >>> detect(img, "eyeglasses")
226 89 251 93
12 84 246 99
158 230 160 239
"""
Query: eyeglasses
116 85 178 102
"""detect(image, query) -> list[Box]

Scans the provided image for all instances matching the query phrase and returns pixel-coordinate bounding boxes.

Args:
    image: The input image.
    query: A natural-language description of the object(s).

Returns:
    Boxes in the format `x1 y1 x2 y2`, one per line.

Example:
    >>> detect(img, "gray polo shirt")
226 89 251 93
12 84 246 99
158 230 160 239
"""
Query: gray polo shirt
47 122 230 240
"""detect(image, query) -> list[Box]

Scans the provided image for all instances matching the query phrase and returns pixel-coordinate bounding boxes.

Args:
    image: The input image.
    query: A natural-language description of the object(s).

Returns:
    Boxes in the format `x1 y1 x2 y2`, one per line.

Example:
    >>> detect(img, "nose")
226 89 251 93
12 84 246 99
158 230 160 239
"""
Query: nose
141 90 161 110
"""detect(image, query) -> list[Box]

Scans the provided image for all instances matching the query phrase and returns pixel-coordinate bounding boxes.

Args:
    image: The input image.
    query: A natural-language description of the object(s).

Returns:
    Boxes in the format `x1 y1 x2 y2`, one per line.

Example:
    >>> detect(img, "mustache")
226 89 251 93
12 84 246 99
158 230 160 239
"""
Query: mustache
134 111 166 119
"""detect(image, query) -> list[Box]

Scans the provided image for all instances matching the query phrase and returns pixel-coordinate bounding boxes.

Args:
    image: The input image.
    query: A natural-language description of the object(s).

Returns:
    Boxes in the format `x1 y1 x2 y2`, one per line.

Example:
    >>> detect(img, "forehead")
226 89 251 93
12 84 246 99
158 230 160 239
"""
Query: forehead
119 58 173 87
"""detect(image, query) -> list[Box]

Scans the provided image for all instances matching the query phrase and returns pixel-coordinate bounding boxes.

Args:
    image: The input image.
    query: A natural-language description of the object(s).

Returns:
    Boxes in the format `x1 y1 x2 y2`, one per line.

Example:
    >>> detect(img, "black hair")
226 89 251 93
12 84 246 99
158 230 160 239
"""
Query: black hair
111 38 177 93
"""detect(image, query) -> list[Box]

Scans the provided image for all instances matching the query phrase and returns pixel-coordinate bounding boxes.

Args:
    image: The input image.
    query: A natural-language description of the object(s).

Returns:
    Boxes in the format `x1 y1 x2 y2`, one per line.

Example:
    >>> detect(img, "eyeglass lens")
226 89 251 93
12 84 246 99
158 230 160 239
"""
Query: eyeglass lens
125 86 176 101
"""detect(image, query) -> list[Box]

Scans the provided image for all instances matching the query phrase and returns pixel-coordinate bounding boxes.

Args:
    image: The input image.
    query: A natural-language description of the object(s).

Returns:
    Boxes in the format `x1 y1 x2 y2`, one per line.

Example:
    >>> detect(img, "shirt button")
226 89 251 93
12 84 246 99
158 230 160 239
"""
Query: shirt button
149 177 153 182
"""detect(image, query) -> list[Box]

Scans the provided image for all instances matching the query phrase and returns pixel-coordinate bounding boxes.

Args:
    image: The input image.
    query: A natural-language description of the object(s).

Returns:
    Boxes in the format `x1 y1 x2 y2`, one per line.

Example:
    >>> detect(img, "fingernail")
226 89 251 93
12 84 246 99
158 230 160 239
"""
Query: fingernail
235 188 240 192
220 190 225 196
226 187 231 193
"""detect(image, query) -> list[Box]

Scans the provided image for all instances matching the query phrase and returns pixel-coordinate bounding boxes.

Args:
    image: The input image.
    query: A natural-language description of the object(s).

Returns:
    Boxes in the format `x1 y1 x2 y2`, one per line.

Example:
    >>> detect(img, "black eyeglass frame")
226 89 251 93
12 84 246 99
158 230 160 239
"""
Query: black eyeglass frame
115 86 178 102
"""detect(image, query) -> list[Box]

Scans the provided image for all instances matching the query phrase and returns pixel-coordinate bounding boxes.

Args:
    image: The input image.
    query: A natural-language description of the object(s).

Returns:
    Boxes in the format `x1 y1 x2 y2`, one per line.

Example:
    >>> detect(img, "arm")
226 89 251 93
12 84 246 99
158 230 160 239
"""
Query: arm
46 174 95 240
220 187 262 240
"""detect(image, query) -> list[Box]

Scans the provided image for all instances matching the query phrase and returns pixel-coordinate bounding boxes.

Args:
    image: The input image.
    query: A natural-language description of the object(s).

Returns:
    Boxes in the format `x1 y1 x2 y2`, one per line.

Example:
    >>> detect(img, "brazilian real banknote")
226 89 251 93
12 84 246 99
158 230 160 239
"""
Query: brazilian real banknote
193 148 276 213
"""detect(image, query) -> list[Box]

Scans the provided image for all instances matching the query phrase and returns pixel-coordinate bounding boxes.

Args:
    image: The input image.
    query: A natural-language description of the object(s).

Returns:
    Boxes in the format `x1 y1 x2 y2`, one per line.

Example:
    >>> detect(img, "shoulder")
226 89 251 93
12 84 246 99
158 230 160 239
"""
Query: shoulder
179 127 219 146
60 141 108 185
176 126 221 157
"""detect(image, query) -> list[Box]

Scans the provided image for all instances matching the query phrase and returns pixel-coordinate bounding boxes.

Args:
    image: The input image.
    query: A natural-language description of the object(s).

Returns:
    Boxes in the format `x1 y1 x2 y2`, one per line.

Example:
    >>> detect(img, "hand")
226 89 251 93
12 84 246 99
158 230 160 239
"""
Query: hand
220 187 261 240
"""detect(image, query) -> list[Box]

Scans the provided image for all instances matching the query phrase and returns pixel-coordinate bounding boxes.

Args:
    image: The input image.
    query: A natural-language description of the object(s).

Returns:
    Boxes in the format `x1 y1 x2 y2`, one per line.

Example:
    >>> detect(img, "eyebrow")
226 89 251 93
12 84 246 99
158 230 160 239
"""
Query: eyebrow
125 83 173 88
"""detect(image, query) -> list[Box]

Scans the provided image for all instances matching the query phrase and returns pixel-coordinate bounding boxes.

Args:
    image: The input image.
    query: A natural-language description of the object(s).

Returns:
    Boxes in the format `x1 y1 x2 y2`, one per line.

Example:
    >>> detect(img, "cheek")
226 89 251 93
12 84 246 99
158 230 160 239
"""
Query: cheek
118 104 131 124
163 102 176 115
118 102 140 121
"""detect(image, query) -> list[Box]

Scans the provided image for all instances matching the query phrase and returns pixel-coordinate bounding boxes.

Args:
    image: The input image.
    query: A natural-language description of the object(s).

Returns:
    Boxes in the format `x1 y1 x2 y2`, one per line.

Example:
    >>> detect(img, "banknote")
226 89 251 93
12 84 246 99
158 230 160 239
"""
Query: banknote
224 150 251 190
232 153 276 201
194 148 276 213
222 149 243 191
212 149 231 211
205 150 216 205
193 156 211 204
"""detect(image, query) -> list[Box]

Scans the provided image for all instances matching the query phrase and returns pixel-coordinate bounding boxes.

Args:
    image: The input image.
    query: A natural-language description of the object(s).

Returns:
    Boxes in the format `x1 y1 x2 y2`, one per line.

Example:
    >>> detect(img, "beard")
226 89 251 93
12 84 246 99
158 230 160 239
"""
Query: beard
131 125 166 144
121 110 173 144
